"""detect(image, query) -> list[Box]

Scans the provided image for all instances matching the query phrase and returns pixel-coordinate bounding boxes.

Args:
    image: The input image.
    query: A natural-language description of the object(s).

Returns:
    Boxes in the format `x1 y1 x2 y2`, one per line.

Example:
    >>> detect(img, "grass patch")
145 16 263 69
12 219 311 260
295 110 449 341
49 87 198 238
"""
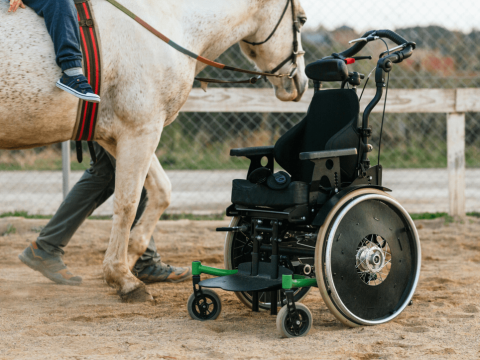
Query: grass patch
159 213 225 221
410 212 455 225
0 211 225 221
3 224 16 236
1 211 470 224
0 211 51 219
409 212 448 220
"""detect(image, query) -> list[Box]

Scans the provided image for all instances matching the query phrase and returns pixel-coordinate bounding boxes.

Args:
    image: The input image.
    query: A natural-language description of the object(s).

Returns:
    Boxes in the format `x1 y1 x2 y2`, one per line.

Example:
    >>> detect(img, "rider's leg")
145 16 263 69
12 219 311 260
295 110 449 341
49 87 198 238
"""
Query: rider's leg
22 0 100 103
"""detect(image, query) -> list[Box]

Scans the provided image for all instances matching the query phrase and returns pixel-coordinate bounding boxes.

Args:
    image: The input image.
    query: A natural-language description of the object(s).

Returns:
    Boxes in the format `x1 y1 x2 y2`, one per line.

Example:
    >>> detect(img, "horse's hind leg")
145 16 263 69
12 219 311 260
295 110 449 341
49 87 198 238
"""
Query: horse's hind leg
126 154 171 270
101 133 160 302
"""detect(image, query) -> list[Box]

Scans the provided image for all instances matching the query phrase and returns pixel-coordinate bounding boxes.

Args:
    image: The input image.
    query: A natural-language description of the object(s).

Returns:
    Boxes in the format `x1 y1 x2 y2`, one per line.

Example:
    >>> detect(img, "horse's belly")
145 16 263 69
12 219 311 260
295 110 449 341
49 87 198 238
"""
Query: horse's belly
0 4 77 149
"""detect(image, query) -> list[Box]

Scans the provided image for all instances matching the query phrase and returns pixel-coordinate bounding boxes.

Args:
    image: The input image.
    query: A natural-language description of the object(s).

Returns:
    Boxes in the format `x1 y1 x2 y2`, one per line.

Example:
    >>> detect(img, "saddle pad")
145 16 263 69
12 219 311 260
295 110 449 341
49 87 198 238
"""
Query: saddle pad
73 0 103 141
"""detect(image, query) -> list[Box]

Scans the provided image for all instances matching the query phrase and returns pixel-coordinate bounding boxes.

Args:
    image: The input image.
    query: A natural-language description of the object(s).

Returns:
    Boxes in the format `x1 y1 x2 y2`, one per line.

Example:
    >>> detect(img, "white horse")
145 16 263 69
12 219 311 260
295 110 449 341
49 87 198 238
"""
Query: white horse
0 0 308 301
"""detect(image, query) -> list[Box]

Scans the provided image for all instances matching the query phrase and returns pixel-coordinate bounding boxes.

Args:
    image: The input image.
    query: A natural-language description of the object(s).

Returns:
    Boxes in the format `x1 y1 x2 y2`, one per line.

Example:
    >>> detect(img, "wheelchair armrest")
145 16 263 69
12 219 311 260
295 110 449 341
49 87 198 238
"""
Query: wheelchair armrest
230 146 274 157
230 146 275 177
299 148 357 161
300 148 357 205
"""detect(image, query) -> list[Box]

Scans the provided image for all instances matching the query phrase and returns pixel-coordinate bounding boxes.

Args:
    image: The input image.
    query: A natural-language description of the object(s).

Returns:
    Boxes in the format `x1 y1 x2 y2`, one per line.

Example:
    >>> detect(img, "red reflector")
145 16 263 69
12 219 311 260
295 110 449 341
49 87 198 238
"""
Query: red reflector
345 58 356 64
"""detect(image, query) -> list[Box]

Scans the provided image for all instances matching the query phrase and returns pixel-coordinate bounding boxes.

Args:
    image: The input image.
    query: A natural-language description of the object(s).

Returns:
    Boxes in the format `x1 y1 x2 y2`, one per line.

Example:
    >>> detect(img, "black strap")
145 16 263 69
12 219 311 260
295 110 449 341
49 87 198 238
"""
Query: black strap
195 75 263 85
75 141 97 163
76 141 83 163
88 141 97 163
243 0 291 46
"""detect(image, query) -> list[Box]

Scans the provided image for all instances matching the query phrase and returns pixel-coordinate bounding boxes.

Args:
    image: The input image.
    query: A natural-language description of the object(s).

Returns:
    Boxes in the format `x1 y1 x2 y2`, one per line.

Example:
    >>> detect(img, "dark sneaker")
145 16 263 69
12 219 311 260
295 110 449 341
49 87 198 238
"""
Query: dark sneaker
135 262 191 284
56 73 101 103
18 242 82 286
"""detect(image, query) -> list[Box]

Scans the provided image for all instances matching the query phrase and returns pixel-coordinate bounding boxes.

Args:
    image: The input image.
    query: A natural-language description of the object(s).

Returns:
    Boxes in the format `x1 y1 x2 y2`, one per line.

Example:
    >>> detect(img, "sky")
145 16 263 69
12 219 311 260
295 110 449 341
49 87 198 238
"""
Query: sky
301 0 480 33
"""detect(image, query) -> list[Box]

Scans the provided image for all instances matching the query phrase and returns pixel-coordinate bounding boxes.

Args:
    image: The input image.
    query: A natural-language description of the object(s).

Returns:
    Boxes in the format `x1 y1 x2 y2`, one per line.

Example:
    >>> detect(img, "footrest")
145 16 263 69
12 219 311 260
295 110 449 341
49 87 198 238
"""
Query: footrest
199 262 293 292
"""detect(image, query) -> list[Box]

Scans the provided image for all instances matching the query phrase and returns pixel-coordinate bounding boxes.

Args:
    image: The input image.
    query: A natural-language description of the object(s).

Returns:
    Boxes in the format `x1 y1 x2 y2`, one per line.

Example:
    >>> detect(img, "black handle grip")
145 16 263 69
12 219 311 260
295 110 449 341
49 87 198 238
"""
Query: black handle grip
374 30 409 46
382 44 415 65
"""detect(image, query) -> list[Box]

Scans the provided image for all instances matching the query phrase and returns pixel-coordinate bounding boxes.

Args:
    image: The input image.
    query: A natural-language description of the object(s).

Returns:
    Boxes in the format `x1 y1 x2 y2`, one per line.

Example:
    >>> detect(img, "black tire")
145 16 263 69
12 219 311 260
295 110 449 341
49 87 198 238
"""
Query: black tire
187 289 222 321
276 303 312 338
316 190 421 327
224 217 311 310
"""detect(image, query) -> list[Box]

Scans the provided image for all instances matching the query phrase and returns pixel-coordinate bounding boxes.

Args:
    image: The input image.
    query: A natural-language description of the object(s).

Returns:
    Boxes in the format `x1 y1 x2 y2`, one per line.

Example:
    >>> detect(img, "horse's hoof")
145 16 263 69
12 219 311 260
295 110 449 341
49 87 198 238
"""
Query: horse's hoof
119 285 154 303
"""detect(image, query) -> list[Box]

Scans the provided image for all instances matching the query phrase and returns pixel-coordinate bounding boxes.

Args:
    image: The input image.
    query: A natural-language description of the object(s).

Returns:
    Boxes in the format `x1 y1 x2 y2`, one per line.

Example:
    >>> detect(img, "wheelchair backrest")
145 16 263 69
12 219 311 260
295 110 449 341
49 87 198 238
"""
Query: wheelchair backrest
274 89 360 184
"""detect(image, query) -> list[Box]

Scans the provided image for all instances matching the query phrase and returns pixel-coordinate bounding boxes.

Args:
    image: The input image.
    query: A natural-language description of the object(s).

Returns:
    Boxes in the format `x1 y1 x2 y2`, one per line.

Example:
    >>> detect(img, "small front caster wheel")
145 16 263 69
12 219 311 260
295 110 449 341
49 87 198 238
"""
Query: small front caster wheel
187 289 222 321
276 303 312 338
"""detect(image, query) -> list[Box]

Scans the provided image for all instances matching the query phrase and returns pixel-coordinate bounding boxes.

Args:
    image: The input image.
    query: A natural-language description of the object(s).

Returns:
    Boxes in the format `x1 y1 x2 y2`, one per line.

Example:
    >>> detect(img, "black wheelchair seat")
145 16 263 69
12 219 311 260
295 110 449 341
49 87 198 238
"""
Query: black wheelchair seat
232 179 308 209
230 88 361 210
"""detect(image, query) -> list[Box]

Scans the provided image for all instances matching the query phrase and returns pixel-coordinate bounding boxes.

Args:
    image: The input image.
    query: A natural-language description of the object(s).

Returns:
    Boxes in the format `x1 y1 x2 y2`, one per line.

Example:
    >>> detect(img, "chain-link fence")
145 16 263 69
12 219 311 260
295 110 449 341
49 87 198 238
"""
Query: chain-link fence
2 0 480 216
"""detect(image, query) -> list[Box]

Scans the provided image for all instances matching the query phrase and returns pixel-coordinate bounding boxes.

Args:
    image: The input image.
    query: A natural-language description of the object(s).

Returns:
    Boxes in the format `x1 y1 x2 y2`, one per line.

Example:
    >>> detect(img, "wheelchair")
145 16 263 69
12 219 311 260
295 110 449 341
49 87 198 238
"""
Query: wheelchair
187 30 421 338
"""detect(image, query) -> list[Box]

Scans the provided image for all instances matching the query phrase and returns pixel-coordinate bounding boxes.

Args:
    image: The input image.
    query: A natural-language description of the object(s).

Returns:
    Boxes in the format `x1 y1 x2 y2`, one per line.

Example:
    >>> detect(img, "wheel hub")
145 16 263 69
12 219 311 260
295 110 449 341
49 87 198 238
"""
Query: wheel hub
356 244 385 273
355 234 391 286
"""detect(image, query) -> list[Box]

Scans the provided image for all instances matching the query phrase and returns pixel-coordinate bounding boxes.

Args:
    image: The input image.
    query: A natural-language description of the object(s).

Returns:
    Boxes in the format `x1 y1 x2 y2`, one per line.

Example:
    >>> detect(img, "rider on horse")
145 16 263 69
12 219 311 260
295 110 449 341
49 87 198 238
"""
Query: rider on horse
8 0 100 103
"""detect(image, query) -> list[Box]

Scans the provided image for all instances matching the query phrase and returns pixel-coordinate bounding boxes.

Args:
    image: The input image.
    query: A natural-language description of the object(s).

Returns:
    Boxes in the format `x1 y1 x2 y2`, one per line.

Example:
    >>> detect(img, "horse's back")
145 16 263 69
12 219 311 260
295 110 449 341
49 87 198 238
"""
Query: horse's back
0 3 77 149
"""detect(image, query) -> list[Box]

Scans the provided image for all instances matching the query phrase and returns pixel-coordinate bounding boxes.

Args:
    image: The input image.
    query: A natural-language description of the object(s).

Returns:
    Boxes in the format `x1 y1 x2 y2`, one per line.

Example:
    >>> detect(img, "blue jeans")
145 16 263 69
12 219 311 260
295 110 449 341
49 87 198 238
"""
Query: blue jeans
36 143 161 271
23 0 82 71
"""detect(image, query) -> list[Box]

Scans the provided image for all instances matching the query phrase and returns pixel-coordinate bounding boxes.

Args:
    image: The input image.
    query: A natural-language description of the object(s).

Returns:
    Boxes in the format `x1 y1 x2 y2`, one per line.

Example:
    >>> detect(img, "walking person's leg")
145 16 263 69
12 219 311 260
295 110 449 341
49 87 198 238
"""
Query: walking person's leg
130 192 191 284
19 143 116 285
20 143 190 285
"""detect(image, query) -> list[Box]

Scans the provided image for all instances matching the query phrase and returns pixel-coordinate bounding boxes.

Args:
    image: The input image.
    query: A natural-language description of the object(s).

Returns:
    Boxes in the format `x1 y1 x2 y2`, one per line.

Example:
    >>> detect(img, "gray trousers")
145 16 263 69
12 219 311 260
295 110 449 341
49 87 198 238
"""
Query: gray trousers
36 142 160 271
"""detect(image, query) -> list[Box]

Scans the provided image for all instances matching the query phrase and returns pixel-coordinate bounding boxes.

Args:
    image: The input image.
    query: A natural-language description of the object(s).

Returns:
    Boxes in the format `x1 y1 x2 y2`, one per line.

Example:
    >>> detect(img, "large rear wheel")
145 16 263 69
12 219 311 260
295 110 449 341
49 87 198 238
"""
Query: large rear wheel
315 189 421 327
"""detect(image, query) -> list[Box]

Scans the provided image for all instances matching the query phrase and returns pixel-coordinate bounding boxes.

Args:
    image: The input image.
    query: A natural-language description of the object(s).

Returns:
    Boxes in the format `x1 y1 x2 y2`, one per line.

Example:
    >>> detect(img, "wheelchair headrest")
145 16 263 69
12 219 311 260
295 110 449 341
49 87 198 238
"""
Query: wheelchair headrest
305 59 348 82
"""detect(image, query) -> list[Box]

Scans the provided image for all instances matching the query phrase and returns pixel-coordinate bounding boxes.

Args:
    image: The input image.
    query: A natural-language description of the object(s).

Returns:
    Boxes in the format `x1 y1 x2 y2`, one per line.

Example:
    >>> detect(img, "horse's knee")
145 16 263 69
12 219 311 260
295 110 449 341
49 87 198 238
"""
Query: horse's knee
128 234 150 258
113 200 138 224
159 186 171 210
148 180 172 212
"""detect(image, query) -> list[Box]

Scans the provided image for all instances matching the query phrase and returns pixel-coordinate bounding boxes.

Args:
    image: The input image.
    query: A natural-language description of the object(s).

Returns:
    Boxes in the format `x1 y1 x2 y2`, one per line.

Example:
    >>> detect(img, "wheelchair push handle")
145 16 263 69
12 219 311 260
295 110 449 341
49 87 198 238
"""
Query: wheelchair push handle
340 29 415 59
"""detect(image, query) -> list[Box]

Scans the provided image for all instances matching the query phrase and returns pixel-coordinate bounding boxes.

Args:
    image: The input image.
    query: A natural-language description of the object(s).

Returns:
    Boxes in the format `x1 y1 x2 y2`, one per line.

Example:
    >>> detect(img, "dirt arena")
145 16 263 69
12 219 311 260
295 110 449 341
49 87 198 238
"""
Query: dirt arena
0 216 479 359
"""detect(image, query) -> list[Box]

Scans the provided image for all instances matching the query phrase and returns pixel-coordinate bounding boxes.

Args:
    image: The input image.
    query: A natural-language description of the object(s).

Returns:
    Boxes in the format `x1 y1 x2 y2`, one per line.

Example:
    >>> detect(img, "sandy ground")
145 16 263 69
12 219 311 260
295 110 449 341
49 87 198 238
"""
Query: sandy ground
0 217 479 360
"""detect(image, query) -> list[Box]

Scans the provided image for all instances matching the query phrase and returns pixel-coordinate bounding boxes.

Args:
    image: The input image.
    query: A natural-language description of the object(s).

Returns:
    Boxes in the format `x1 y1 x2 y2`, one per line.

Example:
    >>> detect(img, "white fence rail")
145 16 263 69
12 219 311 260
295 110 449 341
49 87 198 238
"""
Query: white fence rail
61 88 479 216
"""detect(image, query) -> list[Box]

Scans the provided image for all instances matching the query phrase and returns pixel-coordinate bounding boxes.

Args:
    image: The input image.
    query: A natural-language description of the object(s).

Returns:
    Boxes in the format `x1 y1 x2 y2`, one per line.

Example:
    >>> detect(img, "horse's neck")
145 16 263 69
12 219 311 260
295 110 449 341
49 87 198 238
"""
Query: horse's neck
179 0 262 74
96 0 261 75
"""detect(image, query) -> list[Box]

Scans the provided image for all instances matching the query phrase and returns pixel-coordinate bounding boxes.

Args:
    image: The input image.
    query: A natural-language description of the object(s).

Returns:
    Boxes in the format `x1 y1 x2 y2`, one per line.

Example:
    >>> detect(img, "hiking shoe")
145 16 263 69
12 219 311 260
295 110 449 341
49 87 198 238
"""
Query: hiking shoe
56 73 101 103
18 242 82 286
135 262 191 284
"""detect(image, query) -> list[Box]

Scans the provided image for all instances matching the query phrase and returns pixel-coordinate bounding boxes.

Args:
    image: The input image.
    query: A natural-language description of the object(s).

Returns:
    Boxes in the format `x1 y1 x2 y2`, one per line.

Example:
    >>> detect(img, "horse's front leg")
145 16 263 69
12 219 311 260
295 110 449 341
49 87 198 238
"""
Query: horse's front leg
101 131 160 302
126 154 171 270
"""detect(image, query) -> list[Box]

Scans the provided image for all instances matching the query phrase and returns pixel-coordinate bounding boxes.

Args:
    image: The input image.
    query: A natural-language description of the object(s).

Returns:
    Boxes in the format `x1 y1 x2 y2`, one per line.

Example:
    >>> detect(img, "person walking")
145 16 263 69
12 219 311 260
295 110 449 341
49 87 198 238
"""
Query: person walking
19 143 191 286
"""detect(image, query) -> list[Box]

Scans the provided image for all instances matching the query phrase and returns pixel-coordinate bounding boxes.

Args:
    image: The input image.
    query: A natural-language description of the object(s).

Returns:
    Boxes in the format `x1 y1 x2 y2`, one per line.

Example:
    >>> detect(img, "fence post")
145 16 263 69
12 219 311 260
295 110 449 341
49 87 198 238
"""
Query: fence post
61 141 70 200
447 113 466 217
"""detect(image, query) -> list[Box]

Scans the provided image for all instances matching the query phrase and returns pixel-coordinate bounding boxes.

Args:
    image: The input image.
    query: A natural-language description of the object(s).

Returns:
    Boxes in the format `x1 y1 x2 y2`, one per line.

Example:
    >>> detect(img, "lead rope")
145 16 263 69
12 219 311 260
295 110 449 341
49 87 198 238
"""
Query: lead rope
104 0 292 84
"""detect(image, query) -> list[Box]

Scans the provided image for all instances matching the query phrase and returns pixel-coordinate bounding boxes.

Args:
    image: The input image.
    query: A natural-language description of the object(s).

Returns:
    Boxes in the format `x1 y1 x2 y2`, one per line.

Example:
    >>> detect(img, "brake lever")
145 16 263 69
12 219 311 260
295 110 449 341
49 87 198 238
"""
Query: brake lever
379 43 407 58
349 35 379 44
353 56 372 61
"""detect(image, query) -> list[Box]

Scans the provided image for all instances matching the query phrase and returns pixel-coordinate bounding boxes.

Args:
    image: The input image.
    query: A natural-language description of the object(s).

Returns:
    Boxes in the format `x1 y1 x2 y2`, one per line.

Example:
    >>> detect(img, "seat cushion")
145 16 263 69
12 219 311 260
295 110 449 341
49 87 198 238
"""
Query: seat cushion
231 179 308 209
